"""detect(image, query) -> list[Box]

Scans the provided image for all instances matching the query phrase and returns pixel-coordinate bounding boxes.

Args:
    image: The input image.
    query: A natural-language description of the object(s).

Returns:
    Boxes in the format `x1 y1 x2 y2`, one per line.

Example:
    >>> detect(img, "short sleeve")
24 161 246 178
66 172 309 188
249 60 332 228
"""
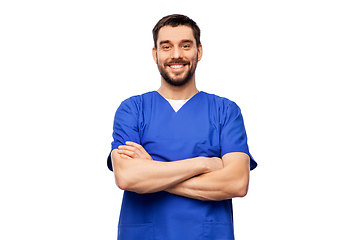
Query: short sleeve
220 102 257 170
107 98 141 171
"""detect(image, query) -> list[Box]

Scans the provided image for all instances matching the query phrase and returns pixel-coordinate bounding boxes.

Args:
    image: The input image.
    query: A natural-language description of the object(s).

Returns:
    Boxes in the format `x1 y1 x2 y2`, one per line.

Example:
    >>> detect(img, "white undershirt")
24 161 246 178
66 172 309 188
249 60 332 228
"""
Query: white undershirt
165 98 189 112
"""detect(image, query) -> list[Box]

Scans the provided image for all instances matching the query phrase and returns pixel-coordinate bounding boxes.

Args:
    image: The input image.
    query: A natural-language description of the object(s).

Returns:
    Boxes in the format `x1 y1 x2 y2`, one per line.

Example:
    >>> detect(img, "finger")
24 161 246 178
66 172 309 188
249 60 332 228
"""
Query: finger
124 142 153 160
124 143 143 154
117 149 137 158
119 154 132 159
118 144 134 150
118 145 137 152
126 142 148 153
125 141 143 149
118 146 140 157
119 143 137 148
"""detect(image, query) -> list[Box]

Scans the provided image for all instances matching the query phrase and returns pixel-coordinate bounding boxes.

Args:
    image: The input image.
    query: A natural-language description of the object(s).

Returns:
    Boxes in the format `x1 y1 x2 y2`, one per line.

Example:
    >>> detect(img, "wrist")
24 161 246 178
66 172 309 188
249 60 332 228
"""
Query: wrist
196 157 211 173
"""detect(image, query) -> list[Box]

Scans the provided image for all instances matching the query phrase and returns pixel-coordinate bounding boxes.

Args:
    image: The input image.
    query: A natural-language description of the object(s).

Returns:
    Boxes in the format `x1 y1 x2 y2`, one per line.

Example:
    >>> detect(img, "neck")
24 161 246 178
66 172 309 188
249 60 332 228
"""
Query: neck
157 77 199 100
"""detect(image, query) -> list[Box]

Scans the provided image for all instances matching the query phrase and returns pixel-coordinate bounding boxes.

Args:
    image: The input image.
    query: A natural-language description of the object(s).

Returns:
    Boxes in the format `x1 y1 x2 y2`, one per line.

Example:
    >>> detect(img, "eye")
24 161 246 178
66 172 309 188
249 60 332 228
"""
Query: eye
161 45 171 50
182 44 191 49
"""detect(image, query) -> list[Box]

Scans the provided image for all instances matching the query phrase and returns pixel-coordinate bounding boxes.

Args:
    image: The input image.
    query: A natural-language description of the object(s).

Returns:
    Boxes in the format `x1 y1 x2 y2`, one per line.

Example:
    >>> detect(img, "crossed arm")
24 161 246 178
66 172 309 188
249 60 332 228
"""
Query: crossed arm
111 141 250 201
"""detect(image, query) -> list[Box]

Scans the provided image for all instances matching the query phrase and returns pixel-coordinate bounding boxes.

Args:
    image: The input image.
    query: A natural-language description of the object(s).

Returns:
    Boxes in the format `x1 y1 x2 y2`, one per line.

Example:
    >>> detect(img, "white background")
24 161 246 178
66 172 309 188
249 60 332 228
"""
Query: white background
1 1 359 239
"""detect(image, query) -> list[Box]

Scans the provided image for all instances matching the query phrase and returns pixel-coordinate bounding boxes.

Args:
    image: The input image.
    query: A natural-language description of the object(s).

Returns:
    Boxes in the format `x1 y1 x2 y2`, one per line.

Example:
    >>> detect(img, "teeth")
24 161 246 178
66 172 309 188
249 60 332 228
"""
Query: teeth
170 65 184 69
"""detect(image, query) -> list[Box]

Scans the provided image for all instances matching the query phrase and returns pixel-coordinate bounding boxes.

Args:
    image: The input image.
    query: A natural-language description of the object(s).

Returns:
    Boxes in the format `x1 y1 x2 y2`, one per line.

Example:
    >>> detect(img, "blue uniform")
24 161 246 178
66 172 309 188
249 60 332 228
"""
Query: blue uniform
108 91 257 240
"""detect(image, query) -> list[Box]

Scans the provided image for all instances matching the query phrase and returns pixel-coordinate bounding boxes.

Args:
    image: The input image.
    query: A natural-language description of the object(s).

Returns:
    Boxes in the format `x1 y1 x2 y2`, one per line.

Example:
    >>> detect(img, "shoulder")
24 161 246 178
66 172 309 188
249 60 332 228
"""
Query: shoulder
200 91 236 104
200 91 240 112
115 91 156 118
121 91 155 103
199 92 243 127
118 91 156 109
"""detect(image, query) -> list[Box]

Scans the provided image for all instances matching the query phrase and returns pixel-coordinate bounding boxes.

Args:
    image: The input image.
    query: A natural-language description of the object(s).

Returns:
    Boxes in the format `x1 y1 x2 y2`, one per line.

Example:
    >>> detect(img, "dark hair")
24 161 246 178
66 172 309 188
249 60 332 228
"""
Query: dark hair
152 14 201 49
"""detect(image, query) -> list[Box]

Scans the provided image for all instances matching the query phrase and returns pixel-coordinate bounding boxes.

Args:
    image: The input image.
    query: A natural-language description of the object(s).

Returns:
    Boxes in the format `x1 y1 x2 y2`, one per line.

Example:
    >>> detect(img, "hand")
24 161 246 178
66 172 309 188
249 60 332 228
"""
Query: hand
201 157 223 173
117 141 153 160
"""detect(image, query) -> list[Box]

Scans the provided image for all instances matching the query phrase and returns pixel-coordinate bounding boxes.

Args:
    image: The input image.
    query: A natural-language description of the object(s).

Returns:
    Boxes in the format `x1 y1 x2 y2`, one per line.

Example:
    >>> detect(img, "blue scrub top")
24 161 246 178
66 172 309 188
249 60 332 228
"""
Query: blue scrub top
108 91 257 240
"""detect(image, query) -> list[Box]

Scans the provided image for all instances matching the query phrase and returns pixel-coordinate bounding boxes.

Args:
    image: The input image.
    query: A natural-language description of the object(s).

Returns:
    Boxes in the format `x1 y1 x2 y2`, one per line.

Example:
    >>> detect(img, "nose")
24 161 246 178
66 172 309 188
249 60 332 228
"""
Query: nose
171 46 183 59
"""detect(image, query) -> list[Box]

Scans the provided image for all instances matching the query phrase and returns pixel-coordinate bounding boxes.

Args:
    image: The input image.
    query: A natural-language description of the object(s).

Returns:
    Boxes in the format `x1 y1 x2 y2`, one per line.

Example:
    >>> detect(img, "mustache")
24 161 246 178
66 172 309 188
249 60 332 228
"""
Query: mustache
165 59 190 66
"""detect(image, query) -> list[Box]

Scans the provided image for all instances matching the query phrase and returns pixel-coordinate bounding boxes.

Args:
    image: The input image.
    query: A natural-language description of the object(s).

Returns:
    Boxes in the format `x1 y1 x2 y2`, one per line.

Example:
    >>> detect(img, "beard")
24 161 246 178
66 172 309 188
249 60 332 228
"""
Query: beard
157 55 198 87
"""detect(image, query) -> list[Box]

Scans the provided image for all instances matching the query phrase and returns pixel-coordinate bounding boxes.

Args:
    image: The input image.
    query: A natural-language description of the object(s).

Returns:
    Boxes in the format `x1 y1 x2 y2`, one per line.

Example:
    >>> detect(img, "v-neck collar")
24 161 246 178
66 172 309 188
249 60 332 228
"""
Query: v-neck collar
165 98 189 112
154 91 202 113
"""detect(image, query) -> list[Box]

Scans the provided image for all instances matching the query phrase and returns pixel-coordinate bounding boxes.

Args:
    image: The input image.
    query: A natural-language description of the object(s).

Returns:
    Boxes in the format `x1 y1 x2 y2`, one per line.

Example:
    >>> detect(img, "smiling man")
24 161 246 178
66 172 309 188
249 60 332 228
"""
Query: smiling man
155 25 201 88
108 14 257 240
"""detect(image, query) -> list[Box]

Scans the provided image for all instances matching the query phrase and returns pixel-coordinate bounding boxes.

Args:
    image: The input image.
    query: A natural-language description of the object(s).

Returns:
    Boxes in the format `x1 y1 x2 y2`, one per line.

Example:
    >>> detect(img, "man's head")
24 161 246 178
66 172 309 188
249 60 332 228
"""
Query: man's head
152 14 201 50
152 14 203 87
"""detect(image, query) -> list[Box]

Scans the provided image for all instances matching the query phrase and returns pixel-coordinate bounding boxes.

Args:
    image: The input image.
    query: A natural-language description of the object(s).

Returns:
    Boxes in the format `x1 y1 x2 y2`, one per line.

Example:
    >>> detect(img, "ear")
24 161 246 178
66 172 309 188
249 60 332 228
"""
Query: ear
197 44 203 62
152 47 157 64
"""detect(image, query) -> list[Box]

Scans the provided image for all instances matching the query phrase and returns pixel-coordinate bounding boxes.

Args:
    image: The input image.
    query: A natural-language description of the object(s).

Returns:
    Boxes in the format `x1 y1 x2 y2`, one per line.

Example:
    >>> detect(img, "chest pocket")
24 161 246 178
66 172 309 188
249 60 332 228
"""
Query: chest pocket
203 222 235 240
195 143 221 158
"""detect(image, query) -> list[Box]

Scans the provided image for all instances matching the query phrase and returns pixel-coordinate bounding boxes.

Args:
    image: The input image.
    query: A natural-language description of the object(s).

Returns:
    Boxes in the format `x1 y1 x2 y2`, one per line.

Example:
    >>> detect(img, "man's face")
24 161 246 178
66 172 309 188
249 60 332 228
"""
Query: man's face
153 25 202 87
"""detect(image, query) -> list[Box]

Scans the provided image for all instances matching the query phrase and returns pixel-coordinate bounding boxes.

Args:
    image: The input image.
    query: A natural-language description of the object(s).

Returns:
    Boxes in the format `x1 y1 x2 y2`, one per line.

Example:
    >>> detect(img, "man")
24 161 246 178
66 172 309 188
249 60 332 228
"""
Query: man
107 14 257 240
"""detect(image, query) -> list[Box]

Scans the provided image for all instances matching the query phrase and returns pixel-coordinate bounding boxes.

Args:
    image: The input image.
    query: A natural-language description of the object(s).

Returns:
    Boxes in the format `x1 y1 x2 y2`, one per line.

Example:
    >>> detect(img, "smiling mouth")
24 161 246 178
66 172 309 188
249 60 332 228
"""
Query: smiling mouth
166 60 189 70
169 64 185 69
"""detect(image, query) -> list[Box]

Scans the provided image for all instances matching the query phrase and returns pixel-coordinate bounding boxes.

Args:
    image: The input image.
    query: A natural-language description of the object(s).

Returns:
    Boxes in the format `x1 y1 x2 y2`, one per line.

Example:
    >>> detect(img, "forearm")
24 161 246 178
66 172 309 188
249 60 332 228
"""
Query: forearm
166 152 250 201
111 150 213 194
166 170 246 201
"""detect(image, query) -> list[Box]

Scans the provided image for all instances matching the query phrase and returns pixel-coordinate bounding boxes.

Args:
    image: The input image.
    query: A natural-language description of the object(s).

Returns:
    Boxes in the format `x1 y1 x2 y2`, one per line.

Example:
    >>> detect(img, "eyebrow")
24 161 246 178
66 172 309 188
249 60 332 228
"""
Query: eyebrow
181 39 194 45
159 39 194 45
159 40 171 45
